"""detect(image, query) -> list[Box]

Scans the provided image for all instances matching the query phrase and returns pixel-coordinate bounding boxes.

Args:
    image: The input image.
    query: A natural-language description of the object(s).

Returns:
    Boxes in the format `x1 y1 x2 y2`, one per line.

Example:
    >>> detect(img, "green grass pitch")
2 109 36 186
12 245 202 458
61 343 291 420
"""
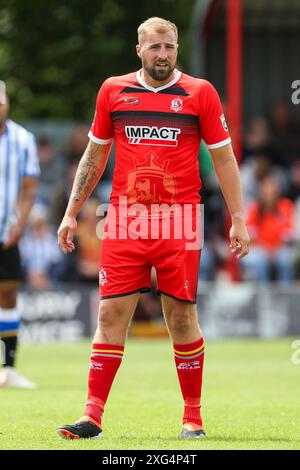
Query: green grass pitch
0 338 299 450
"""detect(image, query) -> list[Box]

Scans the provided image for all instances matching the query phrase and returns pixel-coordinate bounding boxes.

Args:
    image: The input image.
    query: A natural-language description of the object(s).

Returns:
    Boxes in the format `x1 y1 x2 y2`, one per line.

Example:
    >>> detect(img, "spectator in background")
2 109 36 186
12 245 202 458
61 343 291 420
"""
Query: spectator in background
51 162 78 227
286 160 300 203
199 242 216 282
76 199 101 284
37 136 66 206
286 160 300 275
50 162 80 282
243 116 271 160
64 125 89 164
269 102 300 168
241 152 287 208
241 176 295 282
65 125 114 204
20 204 63 289
51 159 109 226
96 145 115 204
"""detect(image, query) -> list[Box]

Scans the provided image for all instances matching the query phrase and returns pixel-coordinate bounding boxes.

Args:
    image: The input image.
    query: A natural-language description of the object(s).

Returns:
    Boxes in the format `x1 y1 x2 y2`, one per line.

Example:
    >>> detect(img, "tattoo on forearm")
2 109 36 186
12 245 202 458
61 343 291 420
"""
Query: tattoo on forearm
72 144 101 203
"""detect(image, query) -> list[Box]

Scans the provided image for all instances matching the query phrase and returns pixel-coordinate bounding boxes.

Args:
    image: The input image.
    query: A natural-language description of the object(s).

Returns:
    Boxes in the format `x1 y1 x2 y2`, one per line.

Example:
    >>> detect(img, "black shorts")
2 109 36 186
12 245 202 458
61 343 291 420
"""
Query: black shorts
0 244 22 282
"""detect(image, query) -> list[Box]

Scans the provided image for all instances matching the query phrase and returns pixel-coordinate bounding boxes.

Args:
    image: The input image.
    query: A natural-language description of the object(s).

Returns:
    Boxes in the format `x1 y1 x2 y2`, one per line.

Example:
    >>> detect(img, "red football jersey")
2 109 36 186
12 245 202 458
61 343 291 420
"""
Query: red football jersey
89 69 231 211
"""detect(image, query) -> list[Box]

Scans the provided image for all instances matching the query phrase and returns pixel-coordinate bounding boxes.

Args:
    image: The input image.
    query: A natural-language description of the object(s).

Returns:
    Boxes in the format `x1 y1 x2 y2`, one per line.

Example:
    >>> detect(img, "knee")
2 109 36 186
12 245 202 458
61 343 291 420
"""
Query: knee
98 306 114 331
0 290 17 309
169 309 195 336
97 303 125 332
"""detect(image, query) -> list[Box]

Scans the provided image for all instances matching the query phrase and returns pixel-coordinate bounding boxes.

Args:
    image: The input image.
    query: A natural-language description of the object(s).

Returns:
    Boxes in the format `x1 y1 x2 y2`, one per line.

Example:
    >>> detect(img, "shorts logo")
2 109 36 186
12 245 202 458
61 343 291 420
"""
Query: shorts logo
171 97 183 112
184 280 189 289
99 267 108 286
124 97 139 105
125 126 181 147
220 114 228 132
177 361 200 370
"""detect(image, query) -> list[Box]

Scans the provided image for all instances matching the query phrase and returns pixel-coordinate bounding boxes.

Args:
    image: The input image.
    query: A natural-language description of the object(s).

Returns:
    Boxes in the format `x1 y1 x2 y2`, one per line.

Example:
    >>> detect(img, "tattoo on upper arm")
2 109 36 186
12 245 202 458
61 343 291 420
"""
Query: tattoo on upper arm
72 142 102 203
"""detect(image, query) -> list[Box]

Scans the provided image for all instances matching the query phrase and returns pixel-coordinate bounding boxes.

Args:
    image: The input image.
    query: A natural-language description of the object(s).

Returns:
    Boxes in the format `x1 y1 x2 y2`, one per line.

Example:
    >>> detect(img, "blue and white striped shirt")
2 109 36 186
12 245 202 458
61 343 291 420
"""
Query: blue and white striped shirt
0 119 40 243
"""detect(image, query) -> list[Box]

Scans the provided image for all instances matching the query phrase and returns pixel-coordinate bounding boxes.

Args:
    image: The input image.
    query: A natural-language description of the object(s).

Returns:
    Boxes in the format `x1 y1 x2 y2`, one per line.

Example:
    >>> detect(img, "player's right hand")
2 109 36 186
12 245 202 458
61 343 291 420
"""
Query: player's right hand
57 215 77 254
229 219 250 260
3 223 23 249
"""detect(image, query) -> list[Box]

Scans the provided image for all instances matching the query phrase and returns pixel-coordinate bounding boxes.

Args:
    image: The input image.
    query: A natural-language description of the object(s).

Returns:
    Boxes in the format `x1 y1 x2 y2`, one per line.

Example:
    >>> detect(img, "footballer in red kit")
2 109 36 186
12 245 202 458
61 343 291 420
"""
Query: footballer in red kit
57 17 250 441
89 70 230 209
90 71 230 302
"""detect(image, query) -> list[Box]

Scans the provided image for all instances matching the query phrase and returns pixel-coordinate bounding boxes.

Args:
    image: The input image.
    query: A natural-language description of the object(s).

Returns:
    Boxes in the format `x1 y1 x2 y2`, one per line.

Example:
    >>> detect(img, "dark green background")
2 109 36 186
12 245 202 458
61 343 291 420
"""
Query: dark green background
0 0 195 120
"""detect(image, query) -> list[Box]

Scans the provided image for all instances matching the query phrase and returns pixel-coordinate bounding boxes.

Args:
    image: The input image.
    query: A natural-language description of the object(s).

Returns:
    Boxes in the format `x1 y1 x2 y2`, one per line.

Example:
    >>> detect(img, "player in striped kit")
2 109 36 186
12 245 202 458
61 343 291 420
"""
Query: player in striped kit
0 80 40 388
56 18 250 440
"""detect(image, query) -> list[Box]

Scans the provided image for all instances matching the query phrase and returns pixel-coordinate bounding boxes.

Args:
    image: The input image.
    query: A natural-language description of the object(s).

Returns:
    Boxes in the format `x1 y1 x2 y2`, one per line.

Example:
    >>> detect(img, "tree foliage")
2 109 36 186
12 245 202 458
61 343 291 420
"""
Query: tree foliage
0 0 195 120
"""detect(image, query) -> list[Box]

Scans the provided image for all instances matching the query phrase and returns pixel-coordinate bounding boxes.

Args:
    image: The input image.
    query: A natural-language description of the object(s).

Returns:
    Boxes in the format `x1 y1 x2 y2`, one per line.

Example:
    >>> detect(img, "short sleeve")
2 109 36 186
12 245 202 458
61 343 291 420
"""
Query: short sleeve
199 81 231 149
24 133 40 177
88 80 114 144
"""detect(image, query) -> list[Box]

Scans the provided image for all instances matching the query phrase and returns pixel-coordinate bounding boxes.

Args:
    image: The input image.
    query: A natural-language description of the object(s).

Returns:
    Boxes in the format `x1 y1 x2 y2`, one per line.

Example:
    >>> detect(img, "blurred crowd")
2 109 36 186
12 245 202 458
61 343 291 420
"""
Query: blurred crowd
201 101 300 283
19 101 300 298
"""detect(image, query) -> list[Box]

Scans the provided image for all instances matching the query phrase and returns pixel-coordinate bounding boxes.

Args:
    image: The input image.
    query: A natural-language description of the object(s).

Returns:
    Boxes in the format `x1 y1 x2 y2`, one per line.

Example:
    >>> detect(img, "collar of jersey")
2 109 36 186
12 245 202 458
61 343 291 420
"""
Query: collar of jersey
136 68 181 93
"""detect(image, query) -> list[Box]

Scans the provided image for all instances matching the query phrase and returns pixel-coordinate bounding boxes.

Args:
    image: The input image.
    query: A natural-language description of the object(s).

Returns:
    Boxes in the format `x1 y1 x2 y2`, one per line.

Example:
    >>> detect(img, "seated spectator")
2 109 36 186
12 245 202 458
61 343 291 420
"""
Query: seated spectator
96 144 115 204
76 199 102 283
269 102 300 167
286 160 300 203
36 136 66 206
64 125 89 163
20 204 63 289
243 116 271 159
51 162 78 227
241 153 288 208
199 242 216 282
241 176 295 282
286 161 300 276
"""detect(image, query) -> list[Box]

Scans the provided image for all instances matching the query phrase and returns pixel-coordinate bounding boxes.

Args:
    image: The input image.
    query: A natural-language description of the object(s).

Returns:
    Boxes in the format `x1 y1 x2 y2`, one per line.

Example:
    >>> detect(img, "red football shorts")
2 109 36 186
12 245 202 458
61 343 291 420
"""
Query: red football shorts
99 212 201 303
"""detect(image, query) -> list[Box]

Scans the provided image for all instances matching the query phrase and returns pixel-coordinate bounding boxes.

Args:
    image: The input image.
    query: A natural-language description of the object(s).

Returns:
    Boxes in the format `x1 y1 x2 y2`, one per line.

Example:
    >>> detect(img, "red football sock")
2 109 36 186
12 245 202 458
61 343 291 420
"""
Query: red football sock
173 337 205 429
82 343 124 428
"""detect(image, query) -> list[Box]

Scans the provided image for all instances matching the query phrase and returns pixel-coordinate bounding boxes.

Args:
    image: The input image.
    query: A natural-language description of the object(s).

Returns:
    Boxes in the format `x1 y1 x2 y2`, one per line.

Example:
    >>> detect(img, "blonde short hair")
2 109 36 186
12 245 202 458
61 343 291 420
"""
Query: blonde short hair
137 17 178 45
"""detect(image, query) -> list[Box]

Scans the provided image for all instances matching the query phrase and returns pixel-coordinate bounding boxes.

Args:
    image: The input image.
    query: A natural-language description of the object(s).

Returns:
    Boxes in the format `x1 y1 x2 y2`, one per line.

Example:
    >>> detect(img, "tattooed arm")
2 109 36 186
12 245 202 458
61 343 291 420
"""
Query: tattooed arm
57 140 112 253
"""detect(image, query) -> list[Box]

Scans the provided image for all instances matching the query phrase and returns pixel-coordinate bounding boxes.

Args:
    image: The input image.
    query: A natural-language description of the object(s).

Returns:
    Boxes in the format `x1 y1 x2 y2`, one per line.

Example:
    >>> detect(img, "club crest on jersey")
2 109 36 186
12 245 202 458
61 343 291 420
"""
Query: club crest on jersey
125 126 181 147
99 267 107 286
220 114 229 132
170 97 183 112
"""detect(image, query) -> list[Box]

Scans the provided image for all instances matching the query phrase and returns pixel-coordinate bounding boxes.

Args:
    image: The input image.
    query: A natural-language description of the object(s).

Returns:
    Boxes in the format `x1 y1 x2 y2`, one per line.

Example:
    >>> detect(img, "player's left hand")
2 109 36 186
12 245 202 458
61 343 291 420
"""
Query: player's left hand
3 223 23 249
229 219 250 259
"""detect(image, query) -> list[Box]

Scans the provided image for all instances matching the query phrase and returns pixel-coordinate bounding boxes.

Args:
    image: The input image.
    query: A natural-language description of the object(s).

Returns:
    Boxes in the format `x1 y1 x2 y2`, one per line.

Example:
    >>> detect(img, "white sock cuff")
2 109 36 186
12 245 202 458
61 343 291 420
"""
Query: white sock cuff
0 308 20 322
